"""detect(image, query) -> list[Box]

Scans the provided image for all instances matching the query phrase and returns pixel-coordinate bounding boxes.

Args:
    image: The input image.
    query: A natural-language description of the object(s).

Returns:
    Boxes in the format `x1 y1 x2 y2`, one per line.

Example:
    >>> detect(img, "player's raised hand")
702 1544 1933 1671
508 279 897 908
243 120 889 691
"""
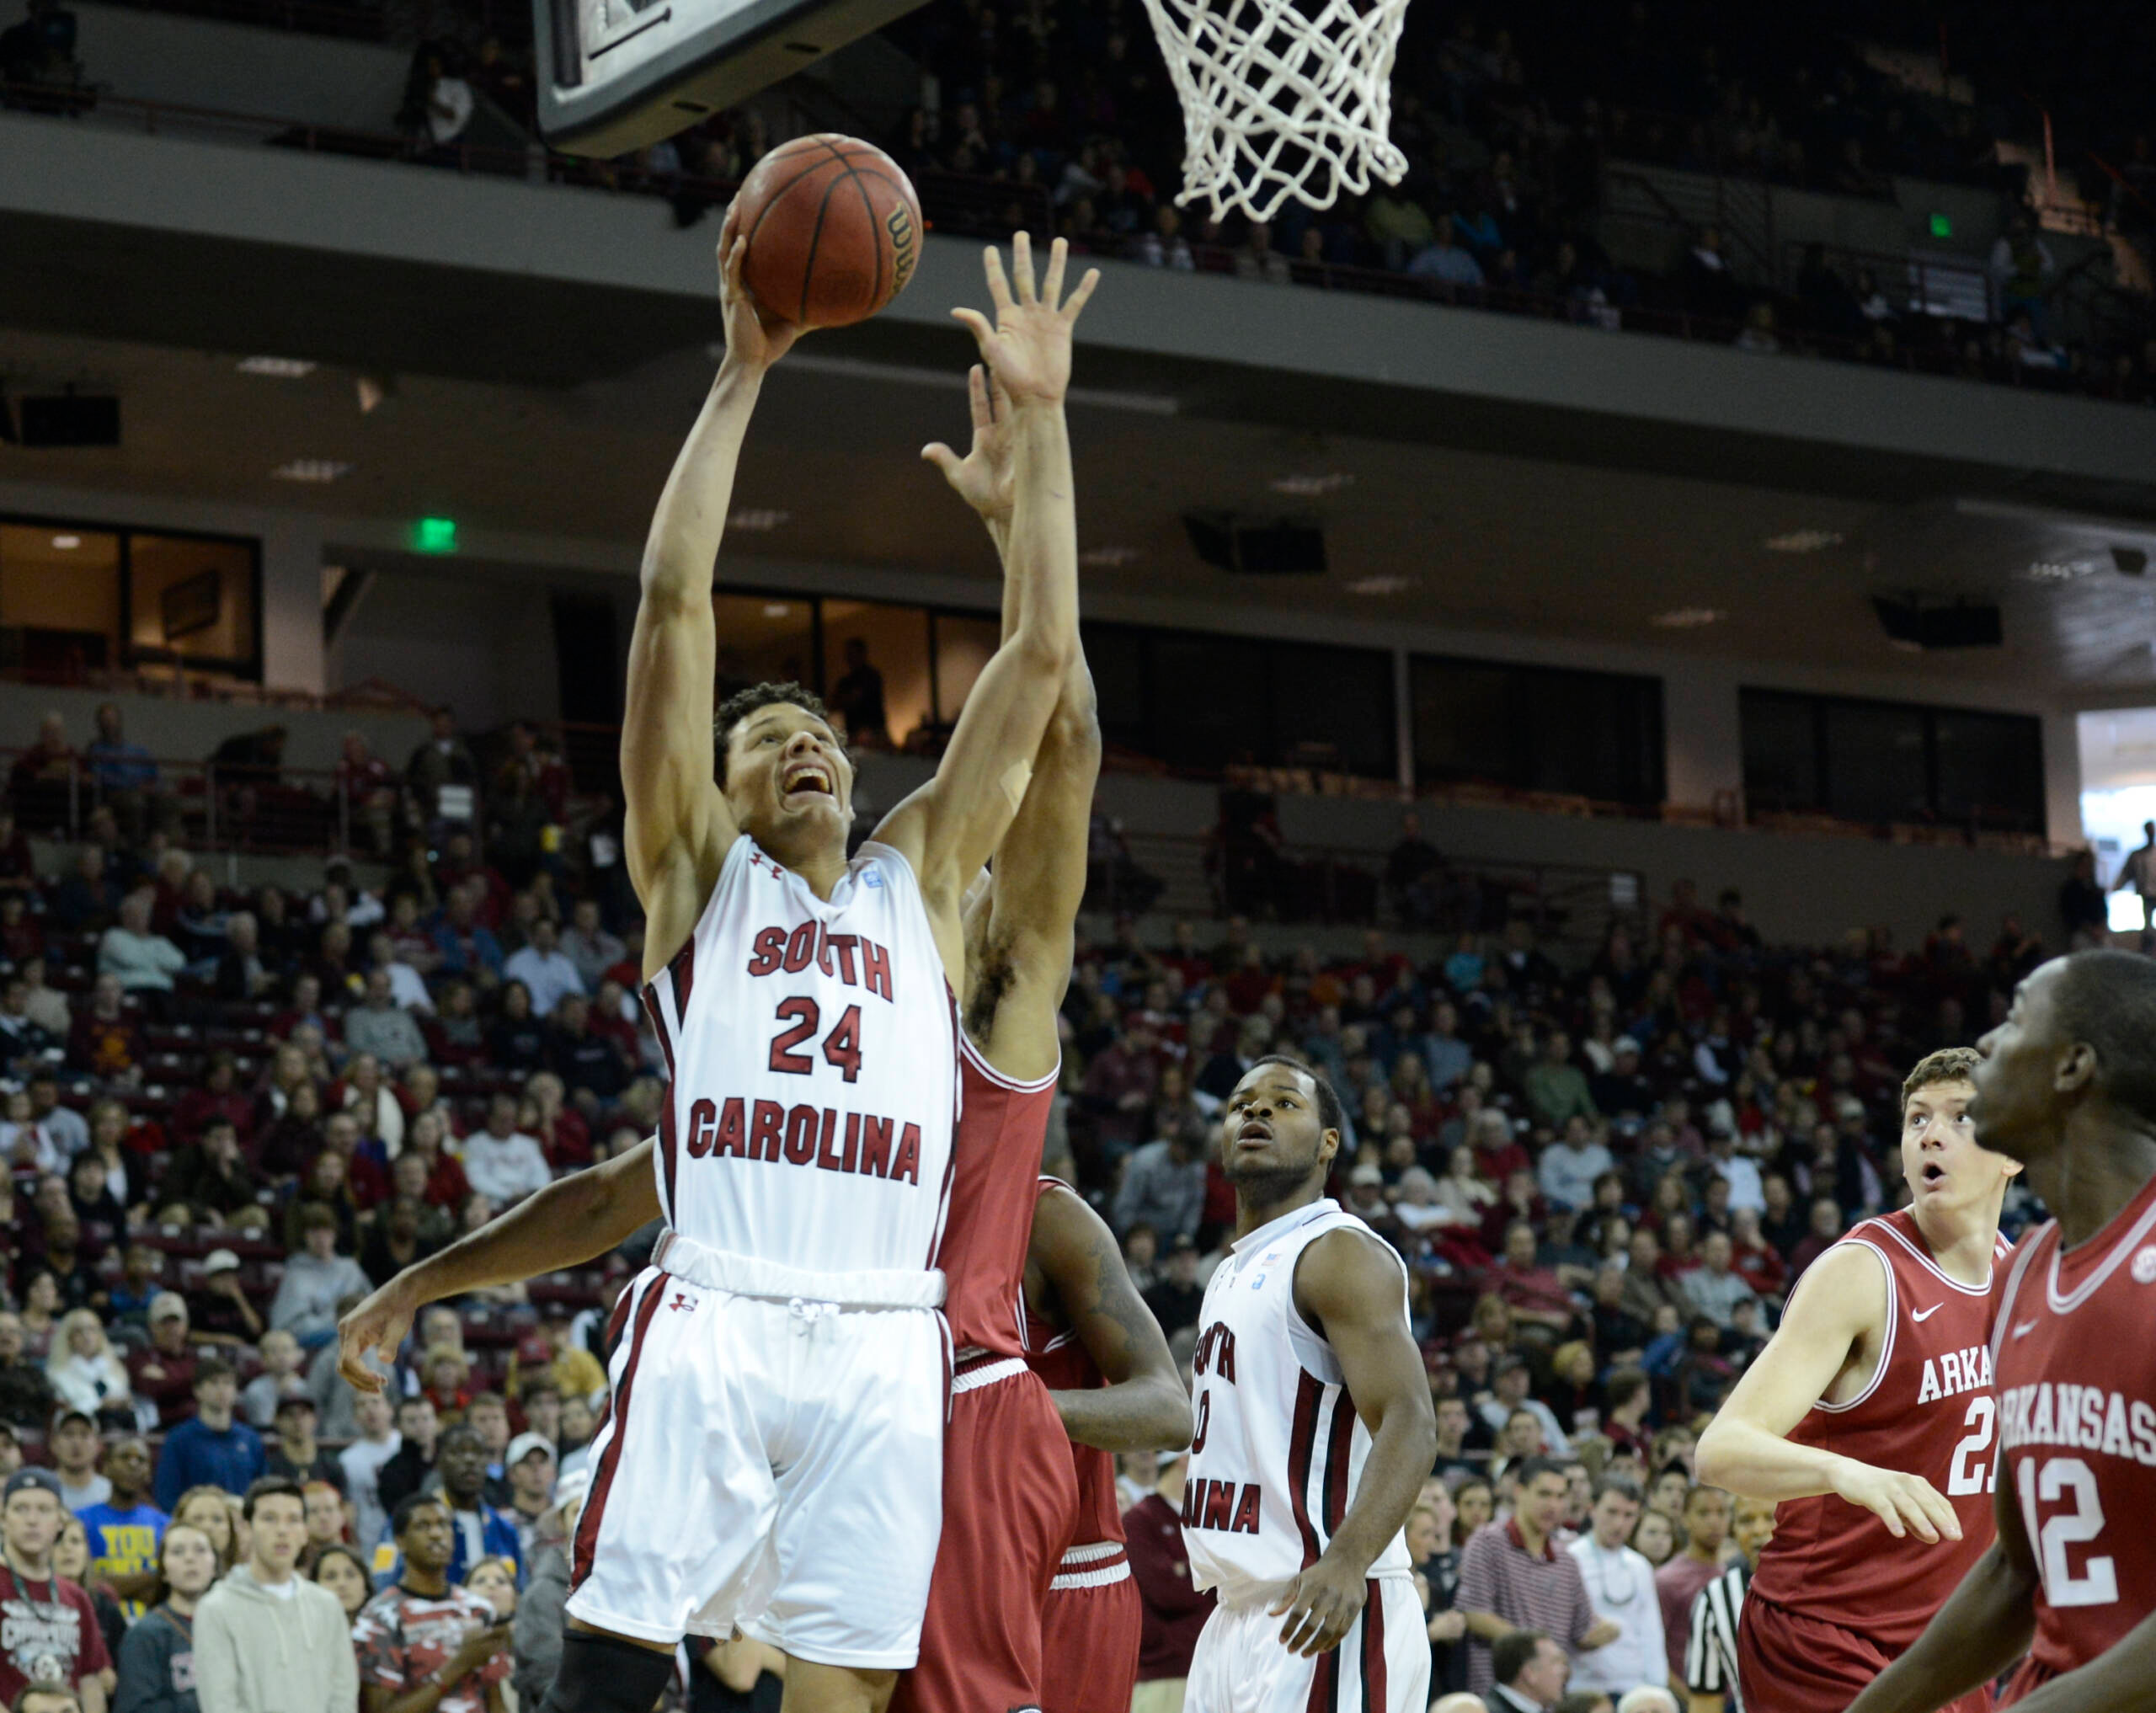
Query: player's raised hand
949 232 1100 408
1268 1553 1369 1658
336 1278 417 1394
1833 1459 1963 1544
921 363 1017 528
717 200 803 374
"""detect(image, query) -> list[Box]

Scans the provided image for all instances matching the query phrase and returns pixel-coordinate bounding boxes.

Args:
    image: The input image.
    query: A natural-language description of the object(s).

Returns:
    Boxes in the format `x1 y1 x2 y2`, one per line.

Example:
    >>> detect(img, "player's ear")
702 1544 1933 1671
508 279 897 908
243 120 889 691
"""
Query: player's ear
1317 1127 1341 1171
2056 1040 2098 1096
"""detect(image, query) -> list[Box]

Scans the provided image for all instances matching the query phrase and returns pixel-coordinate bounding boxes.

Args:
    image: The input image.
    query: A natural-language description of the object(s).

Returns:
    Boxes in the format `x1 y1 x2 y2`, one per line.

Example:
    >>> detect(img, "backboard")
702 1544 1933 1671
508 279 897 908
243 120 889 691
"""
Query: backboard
534 0 926 157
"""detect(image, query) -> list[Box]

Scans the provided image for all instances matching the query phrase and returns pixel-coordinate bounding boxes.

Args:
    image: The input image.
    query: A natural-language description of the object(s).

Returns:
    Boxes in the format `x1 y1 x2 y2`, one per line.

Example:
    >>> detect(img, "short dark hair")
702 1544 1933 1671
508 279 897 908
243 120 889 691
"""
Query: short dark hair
193 1357 235 1390
1492 1629 1551 1688
1243 1053 1344 1136
520 1377 561 1404
439 1422 485 1450
242 1476 307 1521
1592 1474 1644 1508
1684 1481 1729 1513
392 1492 448 1539
1513 1455 1564 1491
2052 950 2156 1123
1604 1370 1649 1411
712 682 841 788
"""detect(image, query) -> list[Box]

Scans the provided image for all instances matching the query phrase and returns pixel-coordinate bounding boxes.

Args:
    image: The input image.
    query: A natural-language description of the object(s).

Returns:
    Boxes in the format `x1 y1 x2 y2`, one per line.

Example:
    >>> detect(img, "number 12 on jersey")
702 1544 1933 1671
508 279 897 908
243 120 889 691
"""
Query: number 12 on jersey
2015 1456 2118 1609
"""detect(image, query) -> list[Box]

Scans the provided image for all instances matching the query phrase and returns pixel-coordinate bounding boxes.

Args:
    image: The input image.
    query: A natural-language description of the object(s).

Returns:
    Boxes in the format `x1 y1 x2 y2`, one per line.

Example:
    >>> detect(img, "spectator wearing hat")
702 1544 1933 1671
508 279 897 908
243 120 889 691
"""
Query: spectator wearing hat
0 1467 115 1713
46 1408 110 1511
152 1358 264 1513
1140 1234 1204 1336
123 1297 198 1428
264 1393 343 1495
190 1251 264 1344
500 1433 556 1558
270 1205 371 1351
1589 1038 1656 1122
510 1465 589 1712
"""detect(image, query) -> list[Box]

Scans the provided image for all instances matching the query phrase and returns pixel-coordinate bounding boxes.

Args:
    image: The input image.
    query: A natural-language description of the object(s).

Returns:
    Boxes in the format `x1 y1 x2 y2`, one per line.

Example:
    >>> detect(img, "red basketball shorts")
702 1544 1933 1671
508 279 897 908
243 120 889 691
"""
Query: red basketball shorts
1737 1593 1993 1713
890 1358 1077 1713
1039 1545 1143 1713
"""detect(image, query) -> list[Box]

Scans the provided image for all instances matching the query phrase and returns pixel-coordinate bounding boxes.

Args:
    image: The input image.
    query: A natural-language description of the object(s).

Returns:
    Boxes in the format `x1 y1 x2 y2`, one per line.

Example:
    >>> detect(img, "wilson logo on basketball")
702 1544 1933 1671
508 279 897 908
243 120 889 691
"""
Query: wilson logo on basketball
887 205 918 293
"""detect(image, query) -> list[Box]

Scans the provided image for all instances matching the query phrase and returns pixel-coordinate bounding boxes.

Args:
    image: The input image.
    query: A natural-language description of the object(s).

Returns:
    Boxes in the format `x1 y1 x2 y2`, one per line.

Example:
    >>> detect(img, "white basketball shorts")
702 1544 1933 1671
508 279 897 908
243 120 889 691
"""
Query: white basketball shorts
565 1250 947 1669
1184 1576 1429 1713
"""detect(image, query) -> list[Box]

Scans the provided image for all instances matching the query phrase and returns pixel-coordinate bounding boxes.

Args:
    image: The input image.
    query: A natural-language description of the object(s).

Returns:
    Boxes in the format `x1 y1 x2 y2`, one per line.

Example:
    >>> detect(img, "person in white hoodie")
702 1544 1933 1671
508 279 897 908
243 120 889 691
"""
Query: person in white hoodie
192 1476 358 1713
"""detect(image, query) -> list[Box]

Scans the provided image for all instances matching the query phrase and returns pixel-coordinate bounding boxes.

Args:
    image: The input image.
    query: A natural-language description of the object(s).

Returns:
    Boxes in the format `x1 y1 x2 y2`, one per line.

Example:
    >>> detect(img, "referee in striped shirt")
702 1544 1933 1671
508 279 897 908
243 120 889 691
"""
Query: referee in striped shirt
1684 1497 1777 1713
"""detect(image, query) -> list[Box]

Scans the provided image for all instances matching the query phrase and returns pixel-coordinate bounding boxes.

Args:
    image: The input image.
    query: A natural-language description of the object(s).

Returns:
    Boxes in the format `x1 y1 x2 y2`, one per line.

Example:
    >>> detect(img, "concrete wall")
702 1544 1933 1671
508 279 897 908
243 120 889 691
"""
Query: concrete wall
69 1 412 132
850 750 2066 953
330 563 564 733
10 116 2156 492
0 680 431 775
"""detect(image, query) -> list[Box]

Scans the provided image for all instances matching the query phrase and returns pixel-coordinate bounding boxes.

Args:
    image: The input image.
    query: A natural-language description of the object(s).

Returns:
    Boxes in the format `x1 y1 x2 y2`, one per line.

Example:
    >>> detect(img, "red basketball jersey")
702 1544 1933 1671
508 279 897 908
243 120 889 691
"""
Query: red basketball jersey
941 1038 1059 1357
1024 1177 1127 1547
1747 1209 2012 1650
1993 1168 2156 1691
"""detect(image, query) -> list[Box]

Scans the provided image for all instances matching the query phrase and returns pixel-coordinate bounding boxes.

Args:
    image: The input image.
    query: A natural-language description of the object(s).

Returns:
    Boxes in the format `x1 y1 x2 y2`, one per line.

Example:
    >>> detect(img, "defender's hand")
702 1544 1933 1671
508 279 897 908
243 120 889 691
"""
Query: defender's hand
1268 1553 1369 1658
337 1279 418 1393
949 232 1098 407
922 363 1017 528
717 201 803 374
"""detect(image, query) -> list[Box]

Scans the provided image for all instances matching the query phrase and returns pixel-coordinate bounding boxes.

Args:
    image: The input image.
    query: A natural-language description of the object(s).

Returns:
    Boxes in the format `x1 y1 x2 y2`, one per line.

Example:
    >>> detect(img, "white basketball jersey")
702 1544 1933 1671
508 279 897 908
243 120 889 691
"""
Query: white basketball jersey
641 834 958 1278
1182 1198 1413 1604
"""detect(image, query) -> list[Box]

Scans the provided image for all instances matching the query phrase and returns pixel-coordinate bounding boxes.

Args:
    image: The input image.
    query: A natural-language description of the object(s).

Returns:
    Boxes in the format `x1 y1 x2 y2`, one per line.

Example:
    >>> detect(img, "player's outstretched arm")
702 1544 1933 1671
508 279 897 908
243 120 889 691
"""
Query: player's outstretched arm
336 1140 661 1392
878 235 1096 918
624 211 799 976
1846 1473 2039 1713
1030 1182 1192 1452
1273 1229 1438 1659
1694 1244 1961 1544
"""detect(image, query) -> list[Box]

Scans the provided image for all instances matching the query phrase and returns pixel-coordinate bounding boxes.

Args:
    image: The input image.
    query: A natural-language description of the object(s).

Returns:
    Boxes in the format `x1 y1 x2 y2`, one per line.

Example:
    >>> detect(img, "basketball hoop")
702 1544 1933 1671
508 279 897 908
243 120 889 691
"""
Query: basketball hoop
1137 0 1411 225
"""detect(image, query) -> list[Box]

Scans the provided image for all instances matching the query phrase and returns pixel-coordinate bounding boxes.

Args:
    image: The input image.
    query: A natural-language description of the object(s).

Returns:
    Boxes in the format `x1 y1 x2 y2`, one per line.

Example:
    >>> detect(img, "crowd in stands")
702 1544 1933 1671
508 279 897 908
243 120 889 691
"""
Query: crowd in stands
0 682 2085 1710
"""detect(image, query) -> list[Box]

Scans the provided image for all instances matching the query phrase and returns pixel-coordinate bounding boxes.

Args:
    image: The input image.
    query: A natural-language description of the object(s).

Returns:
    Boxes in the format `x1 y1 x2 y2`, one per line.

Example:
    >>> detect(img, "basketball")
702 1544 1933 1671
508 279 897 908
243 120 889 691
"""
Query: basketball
734 134 925 330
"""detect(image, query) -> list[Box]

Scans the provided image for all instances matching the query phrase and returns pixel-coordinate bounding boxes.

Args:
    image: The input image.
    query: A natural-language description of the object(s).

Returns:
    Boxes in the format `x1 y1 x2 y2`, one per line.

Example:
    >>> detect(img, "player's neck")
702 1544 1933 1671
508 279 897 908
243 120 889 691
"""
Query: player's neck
1233 1179 1326 1241
2055 1120 2156 1247
399 1566 450 1598
751 827 850 901
1908 1195 2001 1286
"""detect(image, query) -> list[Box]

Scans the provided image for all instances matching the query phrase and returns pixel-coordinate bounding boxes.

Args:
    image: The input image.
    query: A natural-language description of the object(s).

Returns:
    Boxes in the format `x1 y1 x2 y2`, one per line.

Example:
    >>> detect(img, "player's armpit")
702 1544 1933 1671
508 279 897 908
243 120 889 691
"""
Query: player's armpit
1695 1241 1893 1502
1292 1230 1437 1575
1032 1183 1193 1453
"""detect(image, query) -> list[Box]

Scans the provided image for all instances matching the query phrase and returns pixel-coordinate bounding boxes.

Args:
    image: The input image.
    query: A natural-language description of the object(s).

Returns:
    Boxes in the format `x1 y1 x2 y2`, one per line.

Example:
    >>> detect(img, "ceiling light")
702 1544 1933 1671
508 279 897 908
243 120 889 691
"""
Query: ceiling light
1346 574 1416 595
1269 473 1355 498
50 534 80 550
1763 530 1844 553
761 602 792 618
1651 607 1724 627
237 356 317 378
1079 547 1140 568
2025 559 2095 582
272 459 354 483
730 509 791 532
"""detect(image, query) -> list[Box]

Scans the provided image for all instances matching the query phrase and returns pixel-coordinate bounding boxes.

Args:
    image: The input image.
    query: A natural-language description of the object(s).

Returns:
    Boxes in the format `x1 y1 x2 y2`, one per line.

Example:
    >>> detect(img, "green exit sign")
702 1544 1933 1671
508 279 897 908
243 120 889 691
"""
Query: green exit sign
414 517 458 554
1929 211 1952 237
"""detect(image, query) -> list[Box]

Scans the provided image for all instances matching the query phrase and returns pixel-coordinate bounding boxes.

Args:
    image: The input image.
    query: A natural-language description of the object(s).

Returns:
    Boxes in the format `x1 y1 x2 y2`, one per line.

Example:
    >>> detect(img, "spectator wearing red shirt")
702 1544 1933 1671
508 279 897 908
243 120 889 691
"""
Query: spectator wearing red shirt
0 1468 114 1710
399 1110 472 1212
520 1074 590 1169
1486 1220 1577 1334
1469 1107 1531 1184
1726 1206 1787 1299
1124 1451 1213 1705
67 975 144 1082
172 1052 254 1150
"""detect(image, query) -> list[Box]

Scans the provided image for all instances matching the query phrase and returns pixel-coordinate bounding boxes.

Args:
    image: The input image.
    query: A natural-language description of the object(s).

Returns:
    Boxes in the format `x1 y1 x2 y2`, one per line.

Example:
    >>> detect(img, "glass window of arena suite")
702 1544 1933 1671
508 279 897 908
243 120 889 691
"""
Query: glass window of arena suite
0 517 262 683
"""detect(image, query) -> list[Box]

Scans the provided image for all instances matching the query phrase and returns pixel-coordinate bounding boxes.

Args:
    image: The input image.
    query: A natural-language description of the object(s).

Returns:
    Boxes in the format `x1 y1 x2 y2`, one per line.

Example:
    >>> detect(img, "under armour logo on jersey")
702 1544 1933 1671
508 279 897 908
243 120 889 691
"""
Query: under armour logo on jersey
2134 1246 2156 1284
667 1291 696 1314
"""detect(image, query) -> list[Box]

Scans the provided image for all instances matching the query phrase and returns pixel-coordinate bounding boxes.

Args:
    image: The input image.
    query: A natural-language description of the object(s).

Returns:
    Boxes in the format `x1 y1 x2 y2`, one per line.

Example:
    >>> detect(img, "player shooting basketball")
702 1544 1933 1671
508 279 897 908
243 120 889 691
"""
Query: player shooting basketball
336 221 1099 1713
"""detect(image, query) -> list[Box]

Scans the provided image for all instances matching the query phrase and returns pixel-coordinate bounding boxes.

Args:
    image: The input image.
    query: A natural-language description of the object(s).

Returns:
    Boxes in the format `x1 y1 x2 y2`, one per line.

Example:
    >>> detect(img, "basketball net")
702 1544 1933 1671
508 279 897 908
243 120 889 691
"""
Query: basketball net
1138 0 1411 224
